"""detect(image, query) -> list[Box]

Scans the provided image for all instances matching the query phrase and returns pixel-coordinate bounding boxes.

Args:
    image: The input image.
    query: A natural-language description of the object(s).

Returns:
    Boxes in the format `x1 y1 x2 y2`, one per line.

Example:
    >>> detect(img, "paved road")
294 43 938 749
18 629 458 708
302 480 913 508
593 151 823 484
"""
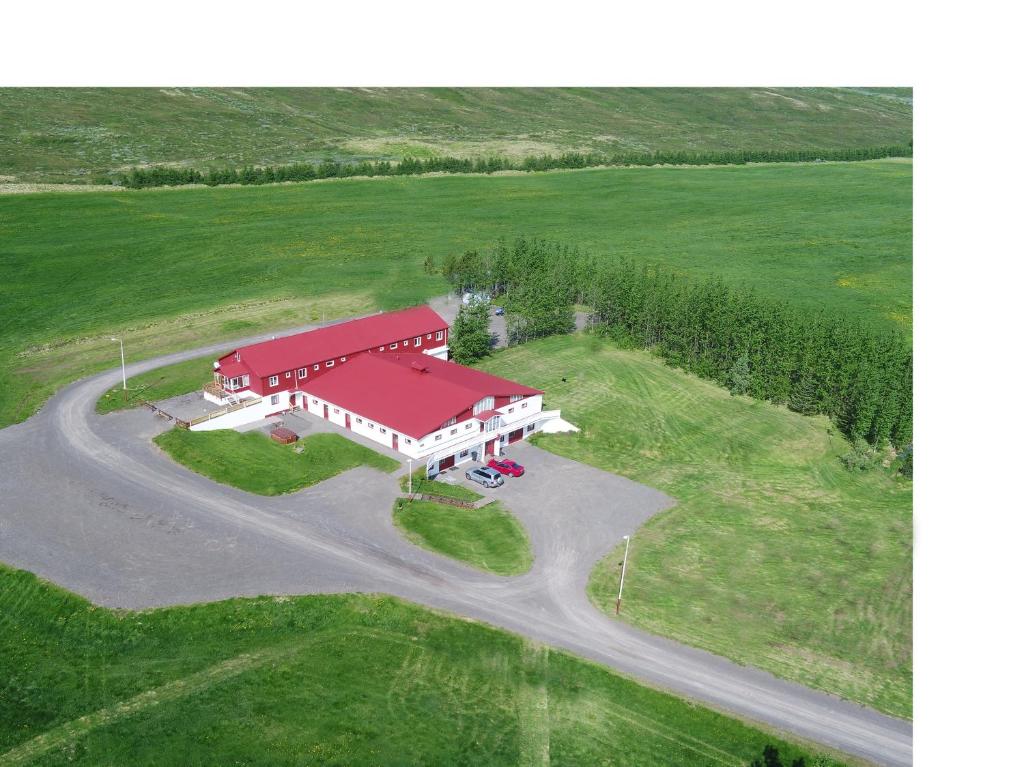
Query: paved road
0 321 912 766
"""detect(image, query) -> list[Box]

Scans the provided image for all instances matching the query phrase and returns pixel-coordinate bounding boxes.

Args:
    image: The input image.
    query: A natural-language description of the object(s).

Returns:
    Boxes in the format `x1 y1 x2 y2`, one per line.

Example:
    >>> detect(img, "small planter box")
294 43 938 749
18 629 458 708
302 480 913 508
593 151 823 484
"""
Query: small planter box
270 427 298 445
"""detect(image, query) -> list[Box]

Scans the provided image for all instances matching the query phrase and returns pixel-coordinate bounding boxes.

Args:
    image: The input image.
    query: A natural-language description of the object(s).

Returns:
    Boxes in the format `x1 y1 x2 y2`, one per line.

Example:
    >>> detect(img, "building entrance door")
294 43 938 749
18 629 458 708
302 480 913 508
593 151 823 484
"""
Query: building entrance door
344 413 351 429
323 404 329 420
392 433 399 450
302 396 308 410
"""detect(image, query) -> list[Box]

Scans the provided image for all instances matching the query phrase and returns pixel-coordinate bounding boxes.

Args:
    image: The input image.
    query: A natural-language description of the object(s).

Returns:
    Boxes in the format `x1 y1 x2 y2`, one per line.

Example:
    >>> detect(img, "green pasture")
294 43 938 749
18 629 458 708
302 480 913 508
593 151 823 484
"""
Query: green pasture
0 565 846 766
0 161 911 428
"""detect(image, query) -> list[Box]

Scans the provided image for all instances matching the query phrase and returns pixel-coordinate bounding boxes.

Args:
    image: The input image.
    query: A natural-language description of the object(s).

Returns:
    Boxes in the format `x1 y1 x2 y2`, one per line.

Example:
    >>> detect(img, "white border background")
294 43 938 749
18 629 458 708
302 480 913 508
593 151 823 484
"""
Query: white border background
4 1 1022 763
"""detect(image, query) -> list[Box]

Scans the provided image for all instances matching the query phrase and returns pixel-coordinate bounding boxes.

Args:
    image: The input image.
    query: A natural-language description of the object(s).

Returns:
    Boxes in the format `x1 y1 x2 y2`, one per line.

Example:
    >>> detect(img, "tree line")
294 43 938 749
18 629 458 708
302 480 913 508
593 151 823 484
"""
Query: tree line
118 143 912 189
440 238 912 452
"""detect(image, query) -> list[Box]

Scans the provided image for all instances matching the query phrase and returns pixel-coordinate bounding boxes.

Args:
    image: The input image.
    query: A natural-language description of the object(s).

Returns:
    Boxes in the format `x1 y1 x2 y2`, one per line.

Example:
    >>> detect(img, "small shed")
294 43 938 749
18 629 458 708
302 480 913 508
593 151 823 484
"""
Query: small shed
270 427 298 445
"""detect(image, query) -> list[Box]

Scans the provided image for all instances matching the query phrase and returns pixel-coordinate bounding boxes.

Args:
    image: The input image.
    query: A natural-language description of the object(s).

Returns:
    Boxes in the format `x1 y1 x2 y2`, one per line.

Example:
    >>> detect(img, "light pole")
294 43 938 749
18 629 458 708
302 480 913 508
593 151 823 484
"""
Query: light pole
616 535 630 615
110 337 126 391
407 458 414 495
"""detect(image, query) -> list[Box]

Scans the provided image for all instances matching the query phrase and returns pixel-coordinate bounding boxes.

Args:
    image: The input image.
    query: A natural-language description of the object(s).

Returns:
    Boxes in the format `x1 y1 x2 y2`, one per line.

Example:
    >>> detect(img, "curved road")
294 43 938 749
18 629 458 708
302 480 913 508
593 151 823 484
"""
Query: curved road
0 323 912 766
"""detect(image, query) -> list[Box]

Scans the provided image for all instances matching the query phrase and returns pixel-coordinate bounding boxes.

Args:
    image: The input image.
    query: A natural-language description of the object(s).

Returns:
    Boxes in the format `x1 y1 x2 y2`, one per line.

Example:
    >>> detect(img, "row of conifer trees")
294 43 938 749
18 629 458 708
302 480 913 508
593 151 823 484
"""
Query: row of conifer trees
119 143 911 188
440 238 912 450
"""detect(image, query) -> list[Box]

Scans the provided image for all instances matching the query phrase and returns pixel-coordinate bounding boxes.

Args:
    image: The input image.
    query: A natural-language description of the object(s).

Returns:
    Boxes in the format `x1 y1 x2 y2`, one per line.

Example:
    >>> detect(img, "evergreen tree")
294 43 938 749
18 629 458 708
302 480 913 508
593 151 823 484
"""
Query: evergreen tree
728 352 751 396
448 303 491 364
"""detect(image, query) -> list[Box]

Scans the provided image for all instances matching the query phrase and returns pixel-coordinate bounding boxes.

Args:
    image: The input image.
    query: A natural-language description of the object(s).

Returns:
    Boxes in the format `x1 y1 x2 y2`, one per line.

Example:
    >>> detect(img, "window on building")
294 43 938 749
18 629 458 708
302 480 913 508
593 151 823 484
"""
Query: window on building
436 331 444 341
459 450 469 458
380 427 386 433
473 397 495 415
269 375 279 387
442 416 456 428
450 428 457 435
414 336 422 347
270 394 280 405
434 434 442 441
356 418 363 424
326 360 335 368
333 408 340 414
510 394 523 403
403 340 409 346
522 403 528 409
298 368 307 379
285 371 291 378
313 364 319 371
527 423 535 432
465 423 473 431
368 422 374 429
340 356 346 362
312 399 319 405
485 416 500 432
379 346 384 351
241 375 250 387
405 438 412 444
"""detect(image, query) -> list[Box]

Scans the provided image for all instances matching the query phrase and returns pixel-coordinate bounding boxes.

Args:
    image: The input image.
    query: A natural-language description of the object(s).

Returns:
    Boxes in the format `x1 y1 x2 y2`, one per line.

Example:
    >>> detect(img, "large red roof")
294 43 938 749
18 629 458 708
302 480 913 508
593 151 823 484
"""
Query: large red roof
302 353 542 439
221 306 447 377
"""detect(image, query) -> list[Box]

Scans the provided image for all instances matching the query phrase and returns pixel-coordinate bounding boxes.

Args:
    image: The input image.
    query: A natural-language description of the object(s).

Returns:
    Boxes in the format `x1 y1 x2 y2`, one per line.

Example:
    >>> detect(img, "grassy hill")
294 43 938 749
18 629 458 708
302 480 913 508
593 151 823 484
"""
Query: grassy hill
0 565 844 765
0 161 911 428
0 87 911 183
478 336 913 719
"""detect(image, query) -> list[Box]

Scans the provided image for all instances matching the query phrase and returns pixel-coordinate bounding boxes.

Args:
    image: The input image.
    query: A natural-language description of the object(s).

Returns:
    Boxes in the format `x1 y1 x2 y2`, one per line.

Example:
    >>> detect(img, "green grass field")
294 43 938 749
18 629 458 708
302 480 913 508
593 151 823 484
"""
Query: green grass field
0 87 910 183
478 336 912 719
154 430 398 495
0 161 911 428
0 565 844 766
95 355 218 414
393 498 533 576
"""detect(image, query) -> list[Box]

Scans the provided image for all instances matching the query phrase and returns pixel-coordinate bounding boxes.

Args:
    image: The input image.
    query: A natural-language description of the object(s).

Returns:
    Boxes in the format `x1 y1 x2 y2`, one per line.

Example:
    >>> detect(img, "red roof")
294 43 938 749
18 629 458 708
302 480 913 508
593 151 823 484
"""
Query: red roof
221 306 447 377
302 353 542 439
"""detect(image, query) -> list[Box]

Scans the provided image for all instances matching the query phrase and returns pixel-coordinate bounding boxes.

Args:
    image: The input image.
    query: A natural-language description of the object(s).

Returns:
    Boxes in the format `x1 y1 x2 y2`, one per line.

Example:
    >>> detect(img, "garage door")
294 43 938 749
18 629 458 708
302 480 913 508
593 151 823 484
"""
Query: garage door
508 428 524 444
439 455 455 471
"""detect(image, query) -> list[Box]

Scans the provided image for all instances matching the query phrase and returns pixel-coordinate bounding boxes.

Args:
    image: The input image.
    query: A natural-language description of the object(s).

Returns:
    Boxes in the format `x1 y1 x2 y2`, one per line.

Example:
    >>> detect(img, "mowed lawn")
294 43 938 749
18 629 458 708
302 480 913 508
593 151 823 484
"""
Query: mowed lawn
154 430 398 495
479 336 913 719
0 566 844 766
393 498 533 576
0 161 911 428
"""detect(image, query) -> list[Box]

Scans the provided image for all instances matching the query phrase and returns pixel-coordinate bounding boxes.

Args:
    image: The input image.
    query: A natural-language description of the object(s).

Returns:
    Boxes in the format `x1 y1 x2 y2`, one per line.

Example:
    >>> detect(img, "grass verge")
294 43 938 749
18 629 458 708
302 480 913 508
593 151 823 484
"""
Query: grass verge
154 430 398 495
478 335 913 719
398 465 484 502
0 564 845 765
393 498 533 576
95 356 218 414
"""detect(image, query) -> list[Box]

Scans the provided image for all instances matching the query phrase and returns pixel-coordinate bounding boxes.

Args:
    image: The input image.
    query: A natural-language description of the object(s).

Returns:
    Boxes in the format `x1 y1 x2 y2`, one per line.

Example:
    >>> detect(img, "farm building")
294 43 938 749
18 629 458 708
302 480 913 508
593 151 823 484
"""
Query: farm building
198 305 574 475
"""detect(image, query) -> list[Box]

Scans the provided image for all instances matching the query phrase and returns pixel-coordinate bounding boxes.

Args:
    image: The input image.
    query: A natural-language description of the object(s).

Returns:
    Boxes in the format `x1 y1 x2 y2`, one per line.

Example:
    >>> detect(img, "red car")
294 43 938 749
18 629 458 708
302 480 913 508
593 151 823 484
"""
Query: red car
487 458 525 477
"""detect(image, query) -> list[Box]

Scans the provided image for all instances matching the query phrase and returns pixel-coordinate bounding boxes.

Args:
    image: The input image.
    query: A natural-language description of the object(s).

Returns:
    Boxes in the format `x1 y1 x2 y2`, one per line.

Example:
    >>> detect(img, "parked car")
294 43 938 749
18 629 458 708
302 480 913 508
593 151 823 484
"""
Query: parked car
487 458 524 477
466 466 504 488
494 306 505 316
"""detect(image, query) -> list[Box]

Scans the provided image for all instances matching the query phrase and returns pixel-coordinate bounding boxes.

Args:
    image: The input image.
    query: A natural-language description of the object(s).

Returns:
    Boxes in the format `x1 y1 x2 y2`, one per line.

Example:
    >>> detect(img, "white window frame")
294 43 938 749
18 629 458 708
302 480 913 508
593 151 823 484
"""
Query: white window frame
435 331 444 341
326 360 335 368
285 371 291 378
510 394 522 403
340 356 347 362
414 336 422 347
379 346 384 351
313 364 319 371
269 375 279 387
473 396 495 416
390 342 398 350
403 340 409 346
333 407 340 414
442 416 456 428
297 368 307 379
270 394 280 405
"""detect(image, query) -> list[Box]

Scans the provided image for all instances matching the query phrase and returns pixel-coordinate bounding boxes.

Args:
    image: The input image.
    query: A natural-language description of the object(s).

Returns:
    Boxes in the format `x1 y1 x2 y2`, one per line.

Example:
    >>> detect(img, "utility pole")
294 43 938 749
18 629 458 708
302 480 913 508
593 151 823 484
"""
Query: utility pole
110 337 126 391
615 535 630 615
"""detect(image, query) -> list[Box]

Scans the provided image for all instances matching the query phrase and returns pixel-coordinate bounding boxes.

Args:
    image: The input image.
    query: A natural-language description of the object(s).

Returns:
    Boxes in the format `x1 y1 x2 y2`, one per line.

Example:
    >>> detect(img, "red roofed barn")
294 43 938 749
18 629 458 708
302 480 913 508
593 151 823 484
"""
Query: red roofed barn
198 305 572 476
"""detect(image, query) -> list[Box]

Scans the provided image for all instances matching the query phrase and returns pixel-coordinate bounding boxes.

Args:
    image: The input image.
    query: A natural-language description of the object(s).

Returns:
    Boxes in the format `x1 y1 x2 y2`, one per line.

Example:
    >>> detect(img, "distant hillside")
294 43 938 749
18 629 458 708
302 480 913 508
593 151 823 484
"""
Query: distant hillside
0 87 911 183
